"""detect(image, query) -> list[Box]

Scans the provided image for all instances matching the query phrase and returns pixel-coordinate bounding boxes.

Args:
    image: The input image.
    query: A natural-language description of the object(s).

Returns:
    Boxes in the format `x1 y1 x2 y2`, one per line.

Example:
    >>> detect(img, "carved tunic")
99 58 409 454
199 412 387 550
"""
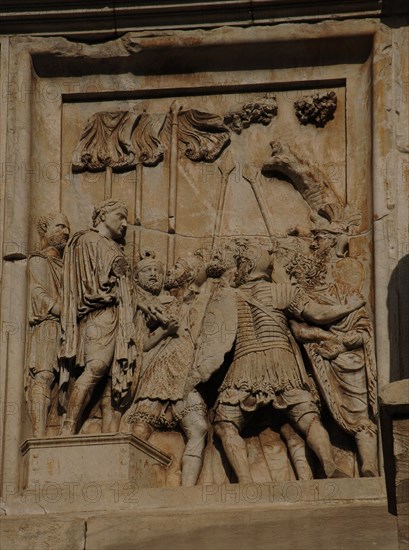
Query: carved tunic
26 252 63 375
219 280 312 407
135 284 212 402
28 253 62 326
137 292 190 402
126 284 212 429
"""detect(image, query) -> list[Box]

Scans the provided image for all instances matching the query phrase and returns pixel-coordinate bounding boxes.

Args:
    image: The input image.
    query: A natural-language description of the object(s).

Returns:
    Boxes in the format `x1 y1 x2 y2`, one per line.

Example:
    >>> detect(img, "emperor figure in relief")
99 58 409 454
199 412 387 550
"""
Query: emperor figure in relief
59 199 135 435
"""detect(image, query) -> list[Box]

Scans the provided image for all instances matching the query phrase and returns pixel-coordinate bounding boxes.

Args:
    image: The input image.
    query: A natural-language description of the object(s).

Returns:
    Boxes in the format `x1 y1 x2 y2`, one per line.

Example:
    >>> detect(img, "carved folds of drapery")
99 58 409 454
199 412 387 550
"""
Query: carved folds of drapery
72 103 279 173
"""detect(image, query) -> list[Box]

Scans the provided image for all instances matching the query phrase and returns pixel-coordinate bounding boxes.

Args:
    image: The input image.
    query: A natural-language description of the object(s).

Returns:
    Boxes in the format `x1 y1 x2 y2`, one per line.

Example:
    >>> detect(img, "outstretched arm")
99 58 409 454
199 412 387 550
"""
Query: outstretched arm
302 294 365 325
289 319 337 343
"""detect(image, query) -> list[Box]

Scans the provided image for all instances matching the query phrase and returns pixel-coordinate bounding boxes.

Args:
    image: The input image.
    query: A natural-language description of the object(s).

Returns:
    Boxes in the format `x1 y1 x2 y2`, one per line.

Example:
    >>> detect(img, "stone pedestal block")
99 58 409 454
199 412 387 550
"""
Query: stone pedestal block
20 433 171 491
380 379 409 550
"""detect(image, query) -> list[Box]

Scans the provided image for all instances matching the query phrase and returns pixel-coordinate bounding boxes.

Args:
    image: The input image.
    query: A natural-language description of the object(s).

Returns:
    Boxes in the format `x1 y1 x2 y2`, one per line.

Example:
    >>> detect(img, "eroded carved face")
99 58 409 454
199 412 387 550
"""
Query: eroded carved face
188 256 207 288
45 214 70 250
137 265 164 295
234 257 252 287
234 248 272 286
102 207 128 241
310 234 336 258
165 259 191 289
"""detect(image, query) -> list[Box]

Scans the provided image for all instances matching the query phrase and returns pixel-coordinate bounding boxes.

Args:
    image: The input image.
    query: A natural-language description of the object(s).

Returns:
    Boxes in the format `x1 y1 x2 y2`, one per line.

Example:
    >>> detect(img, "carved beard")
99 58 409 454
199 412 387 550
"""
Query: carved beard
47 233 68 251
164 273 178 290
140 279 162 296
165 269 191 290
166 273 191 288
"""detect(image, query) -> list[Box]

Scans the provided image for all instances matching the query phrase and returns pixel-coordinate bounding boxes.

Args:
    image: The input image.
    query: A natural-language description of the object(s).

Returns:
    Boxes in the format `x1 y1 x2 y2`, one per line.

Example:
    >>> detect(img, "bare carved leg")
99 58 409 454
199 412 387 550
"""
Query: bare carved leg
214 421 252 484
296 413 350 478
355 429 378 477
60 383 91 435
100 379 120 433
280 423 313 480
28 371 54 437
60 360 108 435
179 410 208 487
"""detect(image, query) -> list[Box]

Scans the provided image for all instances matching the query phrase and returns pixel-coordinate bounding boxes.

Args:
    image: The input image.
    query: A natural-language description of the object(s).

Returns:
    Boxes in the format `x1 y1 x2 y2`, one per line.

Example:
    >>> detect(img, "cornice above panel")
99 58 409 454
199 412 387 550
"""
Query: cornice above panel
1 0 406 39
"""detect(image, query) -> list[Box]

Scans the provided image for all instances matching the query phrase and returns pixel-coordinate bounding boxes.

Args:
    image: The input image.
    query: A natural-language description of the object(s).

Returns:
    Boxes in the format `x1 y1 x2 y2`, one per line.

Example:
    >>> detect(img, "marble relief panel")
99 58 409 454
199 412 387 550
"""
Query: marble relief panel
17 80 380 487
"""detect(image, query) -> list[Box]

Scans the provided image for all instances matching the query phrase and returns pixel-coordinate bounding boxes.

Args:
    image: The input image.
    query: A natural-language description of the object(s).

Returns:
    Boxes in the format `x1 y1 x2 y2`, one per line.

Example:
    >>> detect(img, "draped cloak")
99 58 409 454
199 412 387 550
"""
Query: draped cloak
59 229 135 409
301 283 377 435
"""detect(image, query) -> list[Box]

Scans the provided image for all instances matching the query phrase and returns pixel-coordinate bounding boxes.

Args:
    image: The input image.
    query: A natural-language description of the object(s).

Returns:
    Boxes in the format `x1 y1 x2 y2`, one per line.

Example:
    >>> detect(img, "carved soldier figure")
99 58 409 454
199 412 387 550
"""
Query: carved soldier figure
122 251 209 486
59 199 135 435
213 241 366 482
26 212 70 437
290 258 378 476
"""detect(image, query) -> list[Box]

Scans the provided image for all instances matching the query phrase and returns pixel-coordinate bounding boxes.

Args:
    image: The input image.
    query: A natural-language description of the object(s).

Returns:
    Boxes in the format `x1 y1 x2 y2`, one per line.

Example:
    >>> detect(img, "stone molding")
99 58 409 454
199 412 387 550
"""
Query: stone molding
0 0 407 38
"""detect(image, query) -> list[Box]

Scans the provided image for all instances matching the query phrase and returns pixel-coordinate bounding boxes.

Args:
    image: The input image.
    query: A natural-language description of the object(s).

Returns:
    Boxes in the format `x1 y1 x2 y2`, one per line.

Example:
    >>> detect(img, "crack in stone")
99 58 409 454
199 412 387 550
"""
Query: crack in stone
37 503 47 514
128 218 390 242
83 519 88 550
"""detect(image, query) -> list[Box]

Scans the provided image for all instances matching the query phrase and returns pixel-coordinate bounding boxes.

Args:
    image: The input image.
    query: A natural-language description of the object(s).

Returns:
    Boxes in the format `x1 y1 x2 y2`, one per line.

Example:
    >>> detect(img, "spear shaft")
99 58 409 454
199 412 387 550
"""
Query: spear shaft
212 151 235 248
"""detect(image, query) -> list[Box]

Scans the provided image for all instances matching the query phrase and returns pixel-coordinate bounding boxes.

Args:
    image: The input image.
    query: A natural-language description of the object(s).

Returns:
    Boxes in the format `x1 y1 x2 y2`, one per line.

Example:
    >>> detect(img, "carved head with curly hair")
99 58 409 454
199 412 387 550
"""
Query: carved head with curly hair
206 246 236 280
92 199 128 241
166 249 208 293
36 212 70 253
233 239 273 286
